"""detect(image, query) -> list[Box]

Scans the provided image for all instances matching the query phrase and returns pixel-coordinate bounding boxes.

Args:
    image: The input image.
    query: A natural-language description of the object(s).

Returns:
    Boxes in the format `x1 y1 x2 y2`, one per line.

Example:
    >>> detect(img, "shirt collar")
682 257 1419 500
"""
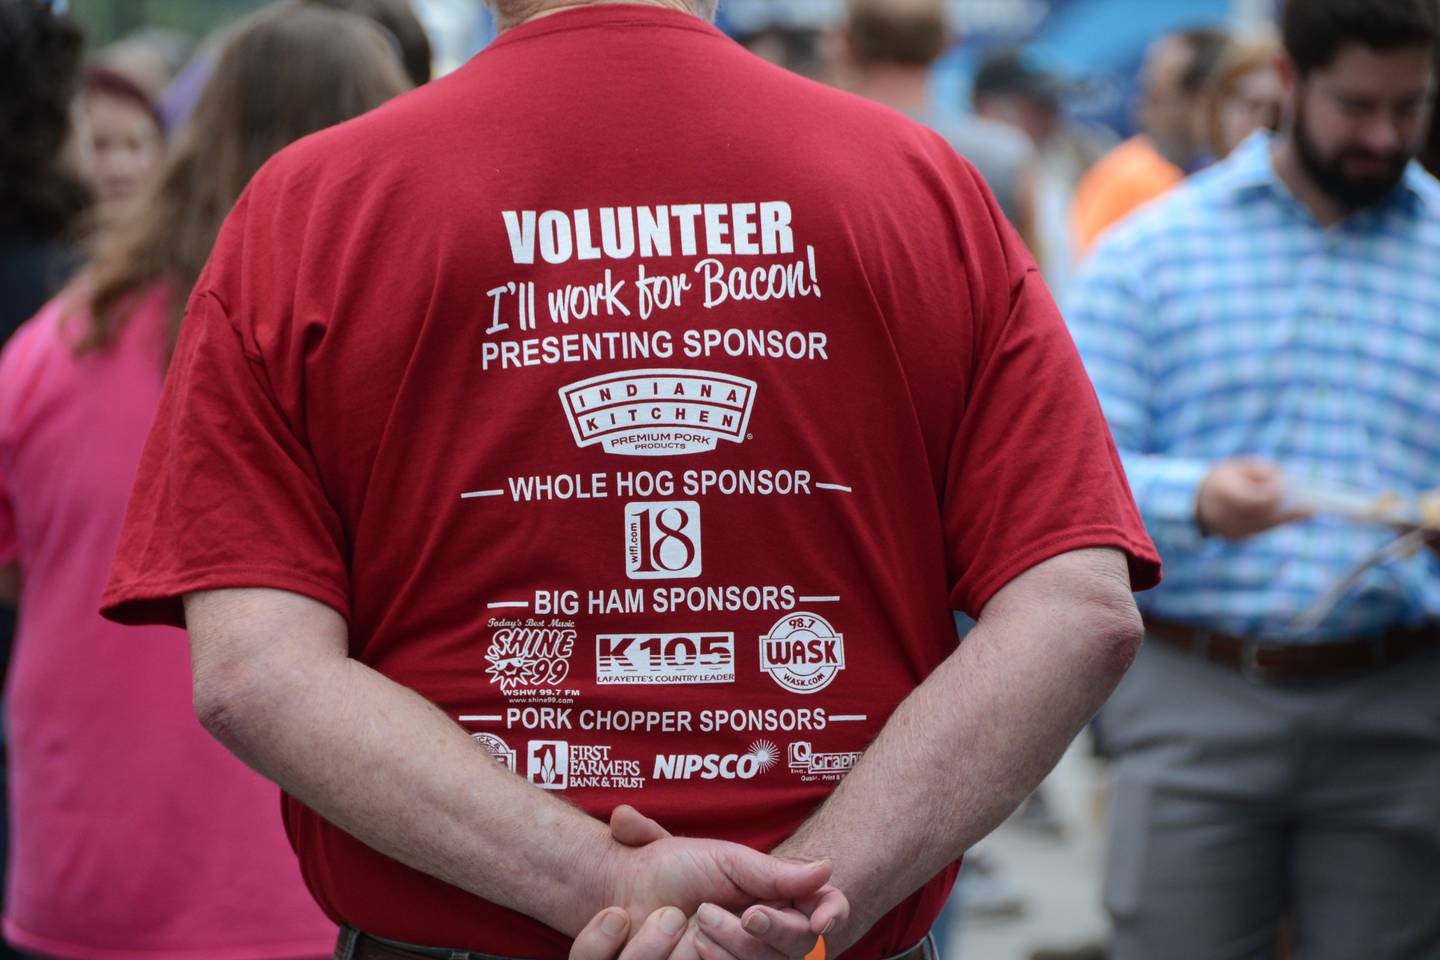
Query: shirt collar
1217 129 1433 219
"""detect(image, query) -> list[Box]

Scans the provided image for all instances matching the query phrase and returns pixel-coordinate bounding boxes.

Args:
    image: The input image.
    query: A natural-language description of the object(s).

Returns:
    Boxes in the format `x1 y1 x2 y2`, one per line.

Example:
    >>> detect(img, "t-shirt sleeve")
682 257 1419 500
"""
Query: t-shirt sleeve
944 197 1160 617
100 285 350 627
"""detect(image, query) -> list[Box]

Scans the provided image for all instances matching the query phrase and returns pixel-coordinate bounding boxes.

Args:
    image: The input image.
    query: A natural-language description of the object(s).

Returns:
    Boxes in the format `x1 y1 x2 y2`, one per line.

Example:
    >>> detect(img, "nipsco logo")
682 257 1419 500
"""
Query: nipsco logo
760 613 845 694
653 740 780 780
559 368 756 456
471 732 517 772
596 632 735 685
788 741 862 780
527 740 568 790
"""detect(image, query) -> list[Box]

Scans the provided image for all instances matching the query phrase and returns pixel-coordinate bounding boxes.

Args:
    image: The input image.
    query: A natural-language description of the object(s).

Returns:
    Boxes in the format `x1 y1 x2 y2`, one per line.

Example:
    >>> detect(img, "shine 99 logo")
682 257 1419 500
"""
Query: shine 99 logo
624 500 702 580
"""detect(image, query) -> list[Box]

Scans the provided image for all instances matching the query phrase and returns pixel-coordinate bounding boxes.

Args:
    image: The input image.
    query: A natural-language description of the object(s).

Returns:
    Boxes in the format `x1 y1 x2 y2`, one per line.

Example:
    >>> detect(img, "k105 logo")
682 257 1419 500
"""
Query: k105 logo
596 632 734 684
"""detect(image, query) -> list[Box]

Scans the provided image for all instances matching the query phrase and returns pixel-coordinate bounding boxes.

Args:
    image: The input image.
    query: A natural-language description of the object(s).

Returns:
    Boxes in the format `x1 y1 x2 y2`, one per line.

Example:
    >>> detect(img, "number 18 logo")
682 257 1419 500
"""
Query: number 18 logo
624 501 702 580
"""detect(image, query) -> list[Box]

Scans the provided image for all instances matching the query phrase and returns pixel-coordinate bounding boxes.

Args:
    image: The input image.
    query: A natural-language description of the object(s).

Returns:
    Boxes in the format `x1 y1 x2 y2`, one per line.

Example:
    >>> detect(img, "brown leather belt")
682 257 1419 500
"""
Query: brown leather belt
1145 618 1439 680
337 927 937 960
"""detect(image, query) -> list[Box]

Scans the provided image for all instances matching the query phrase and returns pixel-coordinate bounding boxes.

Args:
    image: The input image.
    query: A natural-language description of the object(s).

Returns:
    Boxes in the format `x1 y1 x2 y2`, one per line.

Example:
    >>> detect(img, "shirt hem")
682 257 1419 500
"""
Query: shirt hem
2 919 334 960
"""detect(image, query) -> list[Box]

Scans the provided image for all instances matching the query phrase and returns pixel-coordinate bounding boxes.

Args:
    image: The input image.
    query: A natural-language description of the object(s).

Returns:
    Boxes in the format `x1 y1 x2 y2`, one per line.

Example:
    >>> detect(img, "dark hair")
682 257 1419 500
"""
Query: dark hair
79 2 411 355
1282 0 1438 74
305 0 432 85
83 67 164 135
1175 27 1231 95
0 0 91 239
845 0 948 67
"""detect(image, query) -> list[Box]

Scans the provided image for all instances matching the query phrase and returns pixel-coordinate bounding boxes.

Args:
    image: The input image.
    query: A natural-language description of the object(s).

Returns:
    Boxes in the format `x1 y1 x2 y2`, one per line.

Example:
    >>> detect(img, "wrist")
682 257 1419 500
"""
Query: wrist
548 815 622 936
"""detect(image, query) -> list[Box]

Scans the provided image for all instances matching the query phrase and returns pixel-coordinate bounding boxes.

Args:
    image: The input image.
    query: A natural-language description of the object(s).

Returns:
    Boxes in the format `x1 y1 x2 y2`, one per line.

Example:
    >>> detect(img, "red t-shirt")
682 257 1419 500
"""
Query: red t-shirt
102 6 1159 956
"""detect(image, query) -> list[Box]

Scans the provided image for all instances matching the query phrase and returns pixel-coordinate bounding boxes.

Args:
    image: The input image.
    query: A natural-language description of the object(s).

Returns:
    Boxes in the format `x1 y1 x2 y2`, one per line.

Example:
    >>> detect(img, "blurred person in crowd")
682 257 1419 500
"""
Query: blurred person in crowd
972 49 1116 292
94 0 1160 950
1070 26 1228 258
972 48 1113 185
1199 33 1284 162
0 4 411 957
838 0 1043 254
96 27 197 101
736 25 830 79
158 0 429 133
1066 0 1440 956
0 7 90 955
0 0 89 345
79 68 165 225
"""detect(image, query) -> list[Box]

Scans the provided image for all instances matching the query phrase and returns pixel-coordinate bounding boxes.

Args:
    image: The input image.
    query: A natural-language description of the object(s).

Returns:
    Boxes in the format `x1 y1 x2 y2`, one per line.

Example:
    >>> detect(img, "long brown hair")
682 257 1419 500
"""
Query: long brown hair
78 0 411 355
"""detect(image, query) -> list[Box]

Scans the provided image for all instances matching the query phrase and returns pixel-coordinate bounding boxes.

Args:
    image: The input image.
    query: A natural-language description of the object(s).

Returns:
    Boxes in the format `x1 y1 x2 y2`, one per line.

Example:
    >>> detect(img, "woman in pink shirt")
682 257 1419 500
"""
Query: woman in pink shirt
0 6 408 957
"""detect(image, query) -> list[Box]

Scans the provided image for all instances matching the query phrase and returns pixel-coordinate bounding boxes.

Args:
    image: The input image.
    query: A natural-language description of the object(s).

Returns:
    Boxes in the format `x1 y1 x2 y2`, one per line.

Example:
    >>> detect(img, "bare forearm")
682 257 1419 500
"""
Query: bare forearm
187 594 612 935
774 550 1141 950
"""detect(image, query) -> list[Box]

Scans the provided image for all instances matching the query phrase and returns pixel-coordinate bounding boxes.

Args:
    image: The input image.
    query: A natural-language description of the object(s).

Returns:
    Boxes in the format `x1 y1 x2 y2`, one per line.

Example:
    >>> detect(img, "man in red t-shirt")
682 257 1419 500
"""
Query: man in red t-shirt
101 0 1161 957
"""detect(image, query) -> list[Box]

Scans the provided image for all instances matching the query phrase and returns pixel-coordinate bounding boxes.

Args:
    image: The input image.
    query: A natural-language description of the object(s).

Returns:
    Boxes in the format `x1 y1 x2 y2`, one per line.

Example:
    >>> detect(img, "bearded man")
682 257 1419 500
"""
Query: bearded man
1067 0 1440 957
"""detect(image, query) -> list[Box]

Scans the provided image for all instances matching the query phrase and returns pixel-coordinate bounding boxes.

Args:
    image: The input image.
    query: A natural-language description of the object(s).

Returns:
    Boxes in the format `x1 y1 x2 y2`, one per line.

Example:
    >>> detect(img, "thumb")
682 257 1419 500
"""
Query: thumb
722 849 832 901
609 805 672 846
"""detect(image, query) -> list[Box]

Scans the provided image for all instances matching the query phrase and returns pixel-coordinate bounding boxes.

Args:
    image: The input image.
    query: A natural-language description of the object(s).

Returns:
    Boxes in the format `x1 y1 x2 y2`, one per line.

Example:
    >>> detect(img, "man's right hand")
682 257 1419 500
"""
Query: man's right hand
1196 458 1311 540
598 824 838 936
600 806 846 960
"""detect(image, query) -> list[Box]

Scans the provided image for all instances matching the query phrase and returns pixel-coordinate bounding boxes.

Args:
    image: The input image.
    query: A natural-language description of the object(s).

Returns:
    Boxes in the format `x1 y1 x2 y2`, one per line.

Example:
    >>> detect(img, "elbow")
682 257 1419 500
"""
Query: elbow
192 656 268 745
1076 592 1144 682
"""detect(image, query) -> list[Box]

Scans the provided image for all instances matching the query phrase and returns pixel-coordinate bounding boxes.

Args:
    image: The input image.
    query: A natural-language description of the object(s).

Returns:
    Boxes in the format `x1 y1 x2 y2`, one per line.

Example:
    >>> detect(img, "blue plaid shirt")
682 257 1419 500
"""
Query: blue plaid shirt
1067 133 1440 643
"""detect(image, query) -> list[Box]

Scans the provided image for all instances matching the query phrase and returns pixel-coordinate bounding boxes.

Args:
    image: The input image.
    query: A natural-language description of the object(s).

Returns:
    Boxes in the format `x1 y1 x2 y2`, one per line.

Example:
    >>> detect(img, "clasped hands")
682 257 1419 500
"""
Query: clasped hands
569 806 850 960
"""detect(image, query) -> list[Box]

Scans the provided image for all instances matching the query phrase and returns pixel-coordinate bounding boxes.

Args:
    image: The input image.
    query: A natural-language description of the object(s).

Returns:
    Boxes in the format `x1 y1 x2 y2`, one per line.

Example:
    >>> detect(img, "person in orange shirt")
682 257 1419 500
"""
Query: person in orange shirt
1071 28 1228 258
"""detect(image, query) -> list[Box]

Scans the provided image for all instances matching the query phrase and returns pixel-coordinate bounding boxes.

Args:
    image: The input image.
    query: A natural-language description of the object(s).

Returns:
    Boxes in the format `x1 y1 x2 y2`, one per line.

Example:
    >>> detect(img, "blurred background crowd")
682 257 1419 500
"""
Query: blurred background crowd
1 0 1437 958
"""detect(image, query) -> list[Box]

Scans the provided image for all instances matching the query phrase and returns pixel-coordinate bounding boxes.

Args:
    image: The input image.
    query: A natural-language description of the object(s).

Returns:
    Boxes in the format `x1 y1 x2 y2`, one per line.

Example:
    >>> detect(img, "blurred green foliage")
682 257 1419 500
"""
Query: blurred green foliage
71 0 267 46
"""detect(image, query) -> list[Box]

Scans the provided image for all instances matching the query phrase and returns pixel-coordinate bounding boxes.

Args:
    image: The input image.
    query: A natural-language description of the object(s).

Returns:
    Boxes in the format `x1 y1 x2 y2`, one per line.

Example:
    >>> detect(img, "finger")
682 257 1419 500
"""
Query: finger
796 885 849 936
793 885 849 936
738 905 822 957
694 903 791 960
610 804 673 846
621 907 690 960
570 908 631 960
720 850 832 902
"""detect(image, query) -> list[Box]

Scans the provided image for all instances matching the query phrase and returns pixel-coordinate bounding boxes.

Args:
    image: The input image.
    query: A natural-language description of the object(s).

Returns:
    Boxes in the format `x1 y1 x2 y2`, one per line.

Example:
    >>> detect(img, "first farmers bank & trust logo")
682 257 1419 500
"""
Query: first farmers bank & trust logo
560 368 756 456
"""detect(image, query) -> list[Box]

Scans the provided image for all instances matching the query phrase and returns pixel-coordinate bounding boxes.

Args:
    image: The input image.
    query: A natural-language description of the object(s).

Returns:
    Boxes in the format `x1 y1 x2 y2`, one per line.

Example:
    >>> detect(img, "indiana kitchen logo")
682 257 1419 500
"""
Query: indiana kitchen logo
559 368 756 456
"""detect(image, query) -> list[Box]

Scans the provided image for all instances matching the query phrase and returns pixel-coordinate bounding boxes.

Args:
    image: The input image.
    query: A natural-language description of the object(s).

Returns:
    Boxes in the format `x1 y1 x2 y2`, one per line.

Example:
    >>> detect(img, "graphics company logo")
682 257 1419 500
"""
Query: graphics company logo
471 732 517 772
485 625 575 693
527 740 569 790
759 613 845 694
787 741 862 780
559 368 756 457
597 632 734 684
625 501 702 579
652 740 780 780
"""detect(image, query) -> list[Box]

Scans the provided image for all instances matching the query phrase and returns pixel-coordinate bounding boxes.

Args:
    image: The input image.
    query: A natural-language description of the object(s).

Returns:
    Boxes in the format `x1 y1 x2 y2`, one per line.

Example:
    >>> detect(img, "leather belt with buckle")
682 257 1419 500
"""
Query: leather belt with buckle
337 927 937 960
1144 618 1439 680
